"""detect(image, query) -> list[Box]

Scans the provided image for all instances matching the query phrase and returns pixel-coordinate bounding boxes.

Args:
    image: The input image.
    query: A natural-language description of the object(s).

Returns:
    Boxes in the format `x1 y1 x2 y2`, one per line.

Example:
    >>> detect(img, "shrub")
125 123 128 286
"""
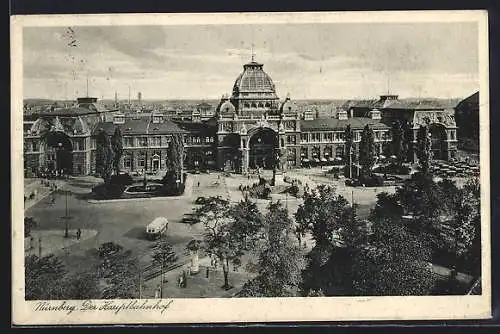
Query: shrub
359 174 384 187
92 183 126 199
98 242 124 259
288 185 300 197
109 173 134 186
258 177 267 186
249 184 271 199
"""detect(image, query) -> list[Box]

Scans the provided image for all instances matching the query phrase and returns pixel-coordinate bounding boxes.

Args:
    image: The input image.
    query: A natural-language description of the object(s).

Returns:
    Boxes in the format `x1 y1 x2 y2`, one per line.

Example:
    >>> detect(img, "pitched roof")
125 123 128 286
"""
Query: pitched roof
343 99 448 110
301 117 390 132
455 91 479 110
94 117 187 136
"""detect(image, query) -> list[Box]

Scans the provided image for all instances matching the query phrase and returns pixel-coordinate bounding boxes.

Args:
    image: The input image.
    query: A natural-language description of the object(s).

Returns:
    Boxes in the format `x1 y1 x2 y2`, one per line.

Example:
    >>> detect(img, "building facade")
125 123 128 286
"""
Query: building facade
23 59 459 177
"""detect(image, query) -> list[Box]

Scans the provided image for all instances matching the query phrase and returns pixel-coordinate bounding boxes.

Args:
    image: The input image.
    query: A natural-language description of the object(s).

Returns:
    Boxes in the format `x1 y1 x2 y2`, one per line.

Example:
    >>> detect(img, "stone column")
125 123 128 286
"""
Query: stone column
240 148 249 174
216 147 225 171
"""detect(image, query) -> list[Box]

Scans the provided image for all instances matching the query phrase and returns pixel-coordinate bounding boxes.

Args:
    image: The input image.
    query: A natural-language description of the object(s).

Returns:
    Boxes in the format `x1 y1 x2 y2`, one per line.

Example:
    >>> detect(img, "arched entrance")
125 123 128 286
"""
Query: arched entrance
248 128 278 170
429 123 447 160
151 154 161 171
44 131 73 174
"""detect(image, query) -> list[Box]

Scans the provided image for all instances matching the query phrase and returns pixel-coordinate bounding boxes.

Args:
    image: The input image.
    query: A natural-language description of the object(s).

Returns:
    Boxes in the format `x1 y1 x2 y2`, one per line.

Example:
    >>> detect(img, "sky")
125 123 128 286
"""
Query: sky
23 22 479 100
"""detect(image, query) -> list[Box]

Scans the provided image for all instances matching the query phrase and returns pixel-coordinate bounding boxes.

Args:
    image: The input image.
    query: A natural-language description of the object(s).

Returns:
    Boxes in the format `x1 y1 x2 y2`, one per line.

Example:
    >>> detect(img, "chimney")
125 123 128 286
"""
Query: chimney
303 109 314 120
370 108 381 120
338 109 348 120
113 113 125 124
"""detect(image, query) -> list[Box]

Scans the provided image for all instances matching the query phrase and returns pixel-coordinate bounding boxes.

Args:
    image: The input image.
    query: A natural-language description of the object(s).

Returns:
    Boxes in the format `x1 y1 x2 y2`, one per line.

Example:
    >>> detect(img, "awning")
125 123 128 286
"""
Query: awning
321 158 328 162
379 155 386 159
390 155 397 159
329 157 336 162
324 152 330 156
302 159 310 163
314 158 320 163
335 157 343 161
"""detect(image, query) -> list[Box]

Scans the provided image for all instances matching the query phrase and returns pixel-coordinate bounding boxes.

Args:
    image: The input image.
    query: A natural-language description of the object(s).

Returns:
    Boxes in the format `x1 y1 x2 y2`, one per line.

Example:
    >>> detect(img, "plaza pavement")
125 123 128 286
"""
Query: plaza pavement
23 169 474 297
24 178 67 211
25 228 98 258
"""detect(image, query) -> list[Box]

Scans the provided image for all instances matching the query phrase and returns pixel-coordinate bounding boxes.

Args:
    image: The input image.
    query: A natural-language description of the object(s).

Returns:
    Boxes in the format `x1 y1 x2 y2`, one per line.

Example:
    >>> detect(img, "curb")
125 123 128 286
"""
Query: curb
88 179 194 204
88 195 189 204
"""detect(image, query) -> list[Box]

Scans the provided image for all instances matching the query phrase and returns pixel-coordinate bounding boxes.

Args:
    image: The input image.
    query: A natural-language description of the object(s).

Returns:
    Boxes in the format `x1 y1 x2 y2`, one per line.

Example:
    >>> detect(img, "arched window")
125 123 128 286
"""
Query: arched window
265 102 271 108
258 102 264 108
251 102 257 108
244 103 250 108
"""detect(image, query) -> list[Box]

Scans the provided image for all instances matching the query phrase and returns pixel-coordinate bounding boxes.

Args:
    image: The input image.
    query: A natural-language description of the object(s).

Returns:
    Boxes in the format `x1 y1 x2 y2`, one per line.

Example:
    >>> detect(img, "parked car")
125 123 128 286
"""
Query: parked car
195 196 208 205
182 213 200 225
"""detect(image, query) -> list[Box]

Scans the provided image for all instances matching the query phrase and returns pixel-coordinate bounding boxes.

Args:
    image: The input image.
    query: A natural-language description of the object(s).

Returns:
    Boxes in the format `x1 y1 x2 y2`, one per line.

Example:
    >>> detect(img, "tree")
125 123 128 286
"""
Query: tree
369 192 404 223
416 125 432 174
152 238 178 271
444 177 481 275
295 185 352 248
110 127 123 175
229 197 264 250
349 217 436 295
239 201 305 297
359 124 376 178
344 125 354 178
166 134 185 186
24 217 37 238
102 256 142 299
196 196 242 290
25 254 66 300
391 120 405 166
295 185 355 295
95 129 115 183
59 272 102 300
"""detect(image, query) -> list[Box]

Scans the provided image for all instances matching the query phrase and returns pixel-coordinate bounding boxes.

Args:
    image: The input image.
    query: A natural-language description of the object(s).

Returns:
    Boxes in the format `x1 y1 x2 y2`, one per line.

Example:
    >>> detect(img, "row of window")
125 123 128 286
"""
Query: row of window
300 131 391 143
121 150 215 169
242 102 273 108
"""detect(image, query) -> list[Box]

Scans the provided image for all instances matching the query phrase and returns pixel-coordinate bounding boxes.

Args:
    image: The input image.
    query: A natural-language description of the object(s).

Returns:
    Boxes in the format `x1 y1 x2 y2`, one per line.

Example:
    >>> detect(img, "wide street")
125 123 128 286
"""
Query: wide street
24 168 397 273
24 166 476 297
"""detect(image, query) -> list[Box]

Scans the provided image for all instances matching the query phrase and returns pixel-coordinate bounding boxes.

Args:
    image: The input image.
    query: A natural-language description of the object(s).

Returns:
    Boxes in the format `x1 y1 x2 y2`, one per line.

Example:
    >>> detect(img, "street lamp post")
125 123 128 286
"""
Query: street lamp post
61 190 72 238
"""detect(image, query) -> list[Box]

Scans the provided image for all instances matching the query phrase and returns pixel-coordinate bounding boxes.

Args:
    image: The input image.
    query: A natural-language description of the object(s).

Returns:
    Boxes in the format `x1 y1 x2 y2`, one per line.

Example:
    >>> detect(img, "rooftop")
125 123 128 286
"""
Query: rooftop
95 116 187 136
301 117 390 132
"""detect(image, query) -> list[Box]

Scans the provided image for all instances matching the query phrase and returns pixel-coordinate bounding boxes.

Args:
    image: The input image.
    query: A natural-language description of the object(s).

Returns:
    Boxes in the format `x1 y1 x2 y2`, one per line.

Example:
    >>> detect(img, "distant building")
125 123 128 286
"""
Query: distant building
454 91 479 151
23 58 459 177
344 95 458 161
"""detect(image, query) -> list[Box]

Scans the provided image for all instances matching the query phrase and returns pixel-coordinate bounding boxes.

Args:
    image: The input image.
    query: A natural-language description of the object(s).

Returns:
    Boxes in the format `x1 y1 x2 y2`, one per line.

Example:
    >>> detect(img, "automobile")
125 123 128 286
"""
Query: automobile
345 178 361 187
182 213 200 225
195 196 209 205
145 217 169 240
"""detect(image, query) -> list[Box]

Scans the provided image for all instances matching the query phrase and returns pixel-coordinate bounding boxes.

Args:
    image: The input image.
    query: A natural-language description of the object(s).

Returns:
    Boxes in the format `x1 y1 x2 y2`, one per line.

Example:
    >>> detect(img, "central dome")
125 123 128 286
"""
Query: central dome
232 61 276 94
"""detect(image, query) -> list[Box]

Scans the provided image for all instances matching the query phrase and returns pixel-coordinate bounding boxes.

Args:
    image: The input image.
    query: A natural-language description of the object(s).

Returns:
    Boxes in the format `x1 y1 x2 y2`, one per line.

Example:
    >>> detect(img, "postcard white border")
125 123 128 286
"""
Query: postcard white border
11 10 491 325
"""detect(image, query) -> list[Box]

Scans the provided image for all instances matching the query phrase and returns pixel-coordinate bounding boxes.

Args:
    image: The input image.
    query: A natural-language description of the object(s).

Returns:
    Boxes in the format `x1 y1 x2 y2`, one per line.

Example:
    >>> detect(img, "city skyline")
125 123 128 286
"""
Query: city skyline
23 23 479 100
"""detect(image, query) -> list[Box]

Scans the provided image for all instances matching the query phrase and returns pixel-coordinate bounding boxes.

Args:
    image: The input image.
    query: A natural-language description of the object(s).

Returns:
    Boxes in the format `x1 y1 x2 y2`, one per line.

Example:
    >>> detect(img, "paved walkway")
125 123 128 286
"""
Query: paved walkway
25 228 98 258
24 179 66 211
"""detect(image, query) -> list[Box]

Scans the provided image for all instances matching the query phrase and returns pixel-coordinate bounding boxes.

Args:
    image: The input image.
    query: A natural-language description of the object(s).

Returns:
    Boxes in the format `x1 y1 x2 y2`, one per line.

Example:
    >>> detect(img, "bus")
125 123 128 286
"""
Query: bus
145 217 169 240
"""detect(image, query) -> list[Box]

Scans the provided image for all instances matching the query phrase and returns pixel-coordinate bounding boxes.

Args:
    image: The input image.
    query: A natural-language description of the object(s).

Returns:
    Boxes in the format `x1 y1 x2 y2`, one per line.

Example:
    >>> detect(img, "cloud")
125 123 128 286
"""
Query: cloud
22 23 480 99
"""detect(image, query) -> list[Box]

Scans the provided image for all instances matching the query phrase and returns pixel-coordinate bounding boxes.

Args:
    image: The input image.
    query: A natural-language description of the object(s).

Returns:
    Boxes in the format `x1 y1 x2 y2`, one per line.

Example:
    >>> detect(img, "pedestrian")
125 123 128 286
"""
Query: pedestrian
76 228 82 240
155 286 161 298
197 181 200 187
178 274 183 288
206 266 210 278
